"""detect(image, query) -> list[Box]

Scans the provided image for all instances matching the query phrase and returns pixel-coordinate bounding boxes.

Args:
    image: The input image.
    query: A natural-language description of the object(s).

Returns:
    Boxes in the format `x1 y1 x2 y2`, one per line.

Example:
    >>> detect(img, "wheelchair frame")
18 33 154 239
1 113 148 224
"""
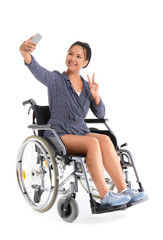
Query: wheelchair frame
16 99 145 222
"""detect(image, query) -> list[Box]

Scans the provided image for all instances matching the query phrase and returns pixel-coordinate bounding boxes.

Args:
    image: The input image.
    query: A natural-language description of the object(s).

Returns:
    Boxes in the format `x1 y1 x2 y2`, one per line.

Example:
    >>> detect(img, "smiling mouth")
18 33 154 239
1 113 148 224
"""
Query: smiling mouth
68 61 77 67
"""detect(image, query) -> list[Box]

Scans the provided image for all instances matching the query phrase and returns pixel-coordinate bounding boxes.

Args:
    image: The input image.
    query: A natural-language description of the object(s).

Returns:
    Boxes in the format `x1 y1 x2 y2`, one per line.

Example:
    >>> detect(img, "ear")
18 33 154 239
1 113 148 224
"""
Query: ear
83 60 88 68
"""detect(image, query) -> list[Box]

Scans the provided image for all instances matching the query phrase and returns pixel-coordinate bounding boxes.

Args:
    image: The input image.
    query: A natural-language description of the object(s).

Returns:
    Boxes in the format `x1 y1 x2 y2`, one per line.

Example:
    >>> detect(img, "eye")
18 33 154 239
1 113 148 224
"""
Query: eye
68 52 73 56
77 55 82 58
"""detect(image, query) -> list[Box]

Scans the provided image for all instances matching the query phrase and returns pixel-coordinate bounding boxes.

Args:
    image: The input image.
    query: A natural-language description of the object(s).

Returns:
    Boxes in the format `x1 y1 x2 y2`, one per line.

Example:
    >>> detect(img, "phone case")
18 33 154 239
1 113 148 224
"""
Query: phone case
31 34 42 44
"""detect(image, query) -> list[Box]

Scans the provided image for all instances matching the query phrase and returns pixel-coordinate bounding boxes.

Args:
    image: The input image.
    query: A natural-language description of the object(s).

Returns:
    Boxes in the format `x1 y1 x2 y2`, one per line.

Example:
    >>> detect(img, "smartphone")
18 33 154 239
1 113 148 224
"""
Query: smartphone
31 33 42 44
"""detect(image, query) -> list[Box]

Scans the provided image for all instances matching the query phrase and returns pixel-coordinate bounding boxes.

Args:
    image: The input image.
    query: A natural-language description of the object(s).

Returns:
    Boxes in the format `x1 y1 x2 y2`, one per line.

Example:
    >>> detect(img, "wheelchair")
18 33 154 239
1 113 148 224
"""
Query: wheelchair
16 99 146 222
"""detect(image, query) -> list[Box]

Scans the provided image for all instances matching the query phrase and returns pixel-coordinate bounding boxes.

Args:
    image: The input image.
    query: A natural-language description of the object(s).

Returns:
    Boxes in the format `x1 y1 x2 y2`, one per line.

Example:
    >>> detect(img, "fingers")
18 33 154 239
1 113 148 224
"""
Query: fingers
28 42 36 51
27 36 37 47
87 73 96 87
92 73 95 84
87 73 99 96
20 37 37 53
27 35 35 41
87 74 92 87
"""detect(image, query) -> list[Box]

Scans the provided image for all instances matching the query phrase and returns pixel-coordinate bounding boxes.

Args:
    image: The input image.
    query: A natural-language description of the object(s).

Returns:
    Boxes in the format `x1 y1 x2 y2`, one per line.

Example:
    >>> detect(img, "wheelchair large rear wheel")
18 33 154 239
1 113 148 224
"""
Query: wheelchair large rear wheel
16 135 59 213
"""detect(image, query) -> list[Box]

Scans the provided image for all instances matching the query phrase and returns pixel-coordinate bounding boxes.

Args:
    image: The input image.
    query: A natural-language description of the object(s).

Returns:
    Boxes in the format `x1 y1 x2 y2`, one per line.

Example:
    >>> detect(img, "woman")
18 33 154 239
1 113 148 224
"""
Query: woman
19 36 146 207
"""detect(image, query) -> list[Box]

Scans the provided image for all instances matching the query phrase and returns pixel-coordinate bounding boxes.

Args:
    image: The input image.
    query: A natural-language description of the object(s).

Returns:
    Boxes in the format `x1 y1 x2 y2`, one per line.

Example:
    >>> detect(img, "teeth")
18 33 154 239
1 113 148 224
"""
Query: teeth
69 61 76 66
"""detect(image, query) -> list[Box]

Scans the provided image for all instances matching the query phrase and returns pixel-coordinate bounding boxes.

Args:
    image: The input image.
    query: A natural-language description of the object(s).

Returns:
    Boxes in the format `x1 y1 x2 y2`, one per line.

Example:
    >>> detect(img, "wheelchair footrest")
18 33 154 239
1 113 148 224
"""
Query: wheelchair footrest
126 195 149 208
90 199 127 214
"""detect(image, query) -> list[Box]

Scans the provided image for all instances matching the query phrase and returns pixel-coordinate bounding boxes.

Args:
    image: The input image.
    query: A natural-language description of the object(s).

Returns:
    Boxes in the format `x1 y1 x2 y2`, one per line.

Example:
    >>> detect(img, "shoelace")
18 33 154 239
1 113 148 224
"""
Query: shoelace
124 189 138 197
109 191 123 197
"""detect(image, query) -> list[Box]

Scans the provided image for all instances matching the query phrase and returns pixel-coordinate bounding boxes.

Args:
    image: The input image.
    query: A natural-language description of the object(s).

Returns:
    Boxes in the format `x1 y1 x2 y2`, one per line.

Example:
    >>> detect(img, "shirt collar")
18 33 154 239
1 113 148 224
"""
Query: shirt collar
62 71 85 86
62 71 70 81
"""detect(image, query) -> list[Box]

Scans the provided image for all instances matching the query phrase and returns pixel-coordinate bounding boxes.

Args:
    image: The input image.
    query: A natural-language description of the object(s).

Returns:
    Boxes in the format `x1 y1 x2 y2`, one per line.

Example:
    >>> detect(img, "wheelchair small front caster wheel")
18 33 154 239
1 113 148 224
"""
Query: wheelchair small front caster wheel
57 196 79 223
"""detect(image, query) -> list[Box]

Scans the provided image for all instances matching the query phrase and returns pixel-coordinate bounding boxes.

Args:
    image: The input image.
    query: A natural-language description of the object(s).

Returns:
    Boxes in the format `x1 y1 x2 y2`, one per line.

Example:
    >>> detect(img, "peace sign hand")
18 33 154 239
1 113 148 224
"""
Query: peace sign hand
87 73 100 105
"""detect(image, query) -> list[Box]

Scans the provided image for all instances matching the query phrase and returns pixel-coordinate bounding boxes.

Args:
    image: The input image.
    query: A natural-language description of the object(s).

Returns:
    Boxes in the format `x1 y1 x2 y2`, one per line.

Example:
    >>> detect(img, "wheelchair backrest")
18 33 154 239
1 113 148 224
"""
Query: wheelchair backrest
33 105 50 136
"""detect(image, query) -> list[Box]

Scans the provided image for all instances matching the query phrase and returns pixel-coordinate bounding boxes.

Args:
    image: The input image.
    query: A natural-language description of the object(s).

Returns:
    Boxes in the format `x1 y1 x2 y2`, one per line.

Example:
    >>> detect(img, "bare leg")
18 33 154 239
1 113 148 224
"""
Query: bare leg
61 134 109 199
86 133 127 193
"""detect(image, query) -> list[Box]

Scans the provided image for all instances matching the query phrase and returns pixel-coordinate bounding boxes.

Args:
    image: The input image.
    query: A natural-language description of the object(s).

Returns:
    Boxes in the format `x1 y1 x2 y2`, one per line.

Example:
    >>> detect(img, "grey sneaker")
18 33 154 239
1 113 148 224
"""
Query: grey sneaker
121 188 147 204
101 191 131 207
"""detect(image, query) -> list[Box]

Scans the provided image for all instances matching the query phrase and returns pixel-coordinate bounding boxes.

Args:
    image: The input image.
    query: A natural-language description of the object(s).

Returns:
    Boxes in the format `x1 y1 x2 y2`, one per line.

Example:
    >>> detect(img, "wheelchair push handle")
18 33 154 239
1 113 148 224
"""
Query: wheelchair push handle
22 99 36 107
22 99 37 115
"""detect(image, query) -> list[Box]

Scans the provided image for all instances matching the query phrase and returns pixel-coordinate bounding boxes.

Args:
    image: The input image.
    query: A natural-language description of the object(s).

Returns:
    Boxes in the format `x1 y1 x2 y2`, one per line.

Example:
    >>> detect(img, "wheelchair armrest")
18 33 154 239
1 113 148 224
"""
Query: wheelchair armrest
85 118 108 124
28 124 52 130
28 124 66 155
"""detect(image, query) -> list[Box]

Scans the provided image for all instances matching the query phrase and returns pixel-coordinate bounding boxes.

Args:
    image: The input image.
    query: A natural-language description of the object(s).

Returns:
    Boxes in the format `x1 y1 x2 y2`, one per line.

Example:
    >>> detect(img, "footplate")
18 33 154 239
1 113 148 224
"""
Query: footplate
90 198 127 214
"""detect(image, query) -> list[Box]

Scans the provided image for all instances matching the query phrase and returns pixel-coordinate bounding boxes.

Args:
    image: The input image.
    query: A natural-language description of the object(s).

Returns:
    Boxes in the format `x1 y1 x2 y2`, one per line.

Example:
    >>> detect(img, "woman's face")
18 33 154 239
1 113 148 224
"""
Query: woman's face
66 45 88 72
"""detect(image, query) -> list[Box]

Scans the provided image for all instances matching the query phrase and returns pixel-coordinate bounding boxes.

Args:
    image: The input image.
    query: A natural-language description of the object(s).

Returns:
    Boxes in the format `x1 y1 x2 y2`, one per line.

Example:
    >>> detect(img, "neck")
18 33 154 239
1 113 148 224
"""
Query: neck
65 69 80 80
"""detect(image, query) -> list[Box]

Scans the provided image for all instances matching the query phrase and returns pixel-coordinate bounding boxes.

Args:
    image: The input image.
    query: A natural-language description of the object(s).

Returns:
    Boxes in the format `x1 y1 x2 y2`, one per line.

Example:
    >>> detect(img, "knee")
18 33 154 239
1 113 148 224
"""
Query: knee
88 137 100 149
99 135 113 147
86 137 101 168
86 137 100 153
100 134 111 144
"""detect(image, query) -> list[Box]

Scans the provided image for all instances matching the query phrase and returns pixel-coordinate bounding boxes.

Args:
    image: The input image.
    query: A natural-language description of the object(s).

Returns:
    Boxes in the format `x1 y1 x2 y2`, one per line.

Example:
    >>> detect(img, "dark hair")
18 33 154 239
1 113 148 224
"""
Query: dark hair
68 41 92 68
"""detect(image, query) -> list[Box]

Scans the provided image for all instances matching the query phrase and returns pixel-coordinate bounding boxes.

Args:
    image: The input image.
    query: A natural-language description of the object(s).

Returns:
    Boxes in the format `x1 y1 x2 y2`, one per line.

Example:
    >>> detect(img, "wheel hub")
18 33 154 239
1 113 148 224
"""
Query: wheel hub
31 166 45 179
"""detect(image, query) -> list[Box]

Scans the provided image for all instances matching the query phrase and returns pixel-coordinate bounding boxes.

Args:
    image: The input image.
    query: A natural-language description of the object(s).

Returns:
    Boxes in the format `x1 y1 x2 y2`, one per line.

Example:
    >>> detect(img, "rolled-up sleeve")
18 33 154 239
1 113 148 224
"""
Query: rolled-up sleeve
24 55 57 87
90 97 106 118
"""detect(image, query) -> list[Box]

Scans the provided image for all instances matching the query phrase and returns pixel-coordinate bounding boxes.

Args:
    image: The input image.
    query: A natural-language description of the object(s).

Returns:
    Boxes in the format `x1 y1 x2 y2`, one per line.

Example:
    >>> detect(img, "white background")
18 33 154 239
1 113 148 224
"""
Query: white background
1 0 163 239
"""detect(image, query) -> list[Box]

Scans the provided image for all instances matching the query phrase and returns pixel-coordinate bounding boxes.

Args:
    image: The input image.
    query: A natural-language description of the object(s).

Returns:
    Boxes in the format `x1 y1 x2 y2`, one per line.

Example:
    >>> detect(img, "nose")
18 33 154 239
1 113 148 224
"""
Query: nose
71 55 76 61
